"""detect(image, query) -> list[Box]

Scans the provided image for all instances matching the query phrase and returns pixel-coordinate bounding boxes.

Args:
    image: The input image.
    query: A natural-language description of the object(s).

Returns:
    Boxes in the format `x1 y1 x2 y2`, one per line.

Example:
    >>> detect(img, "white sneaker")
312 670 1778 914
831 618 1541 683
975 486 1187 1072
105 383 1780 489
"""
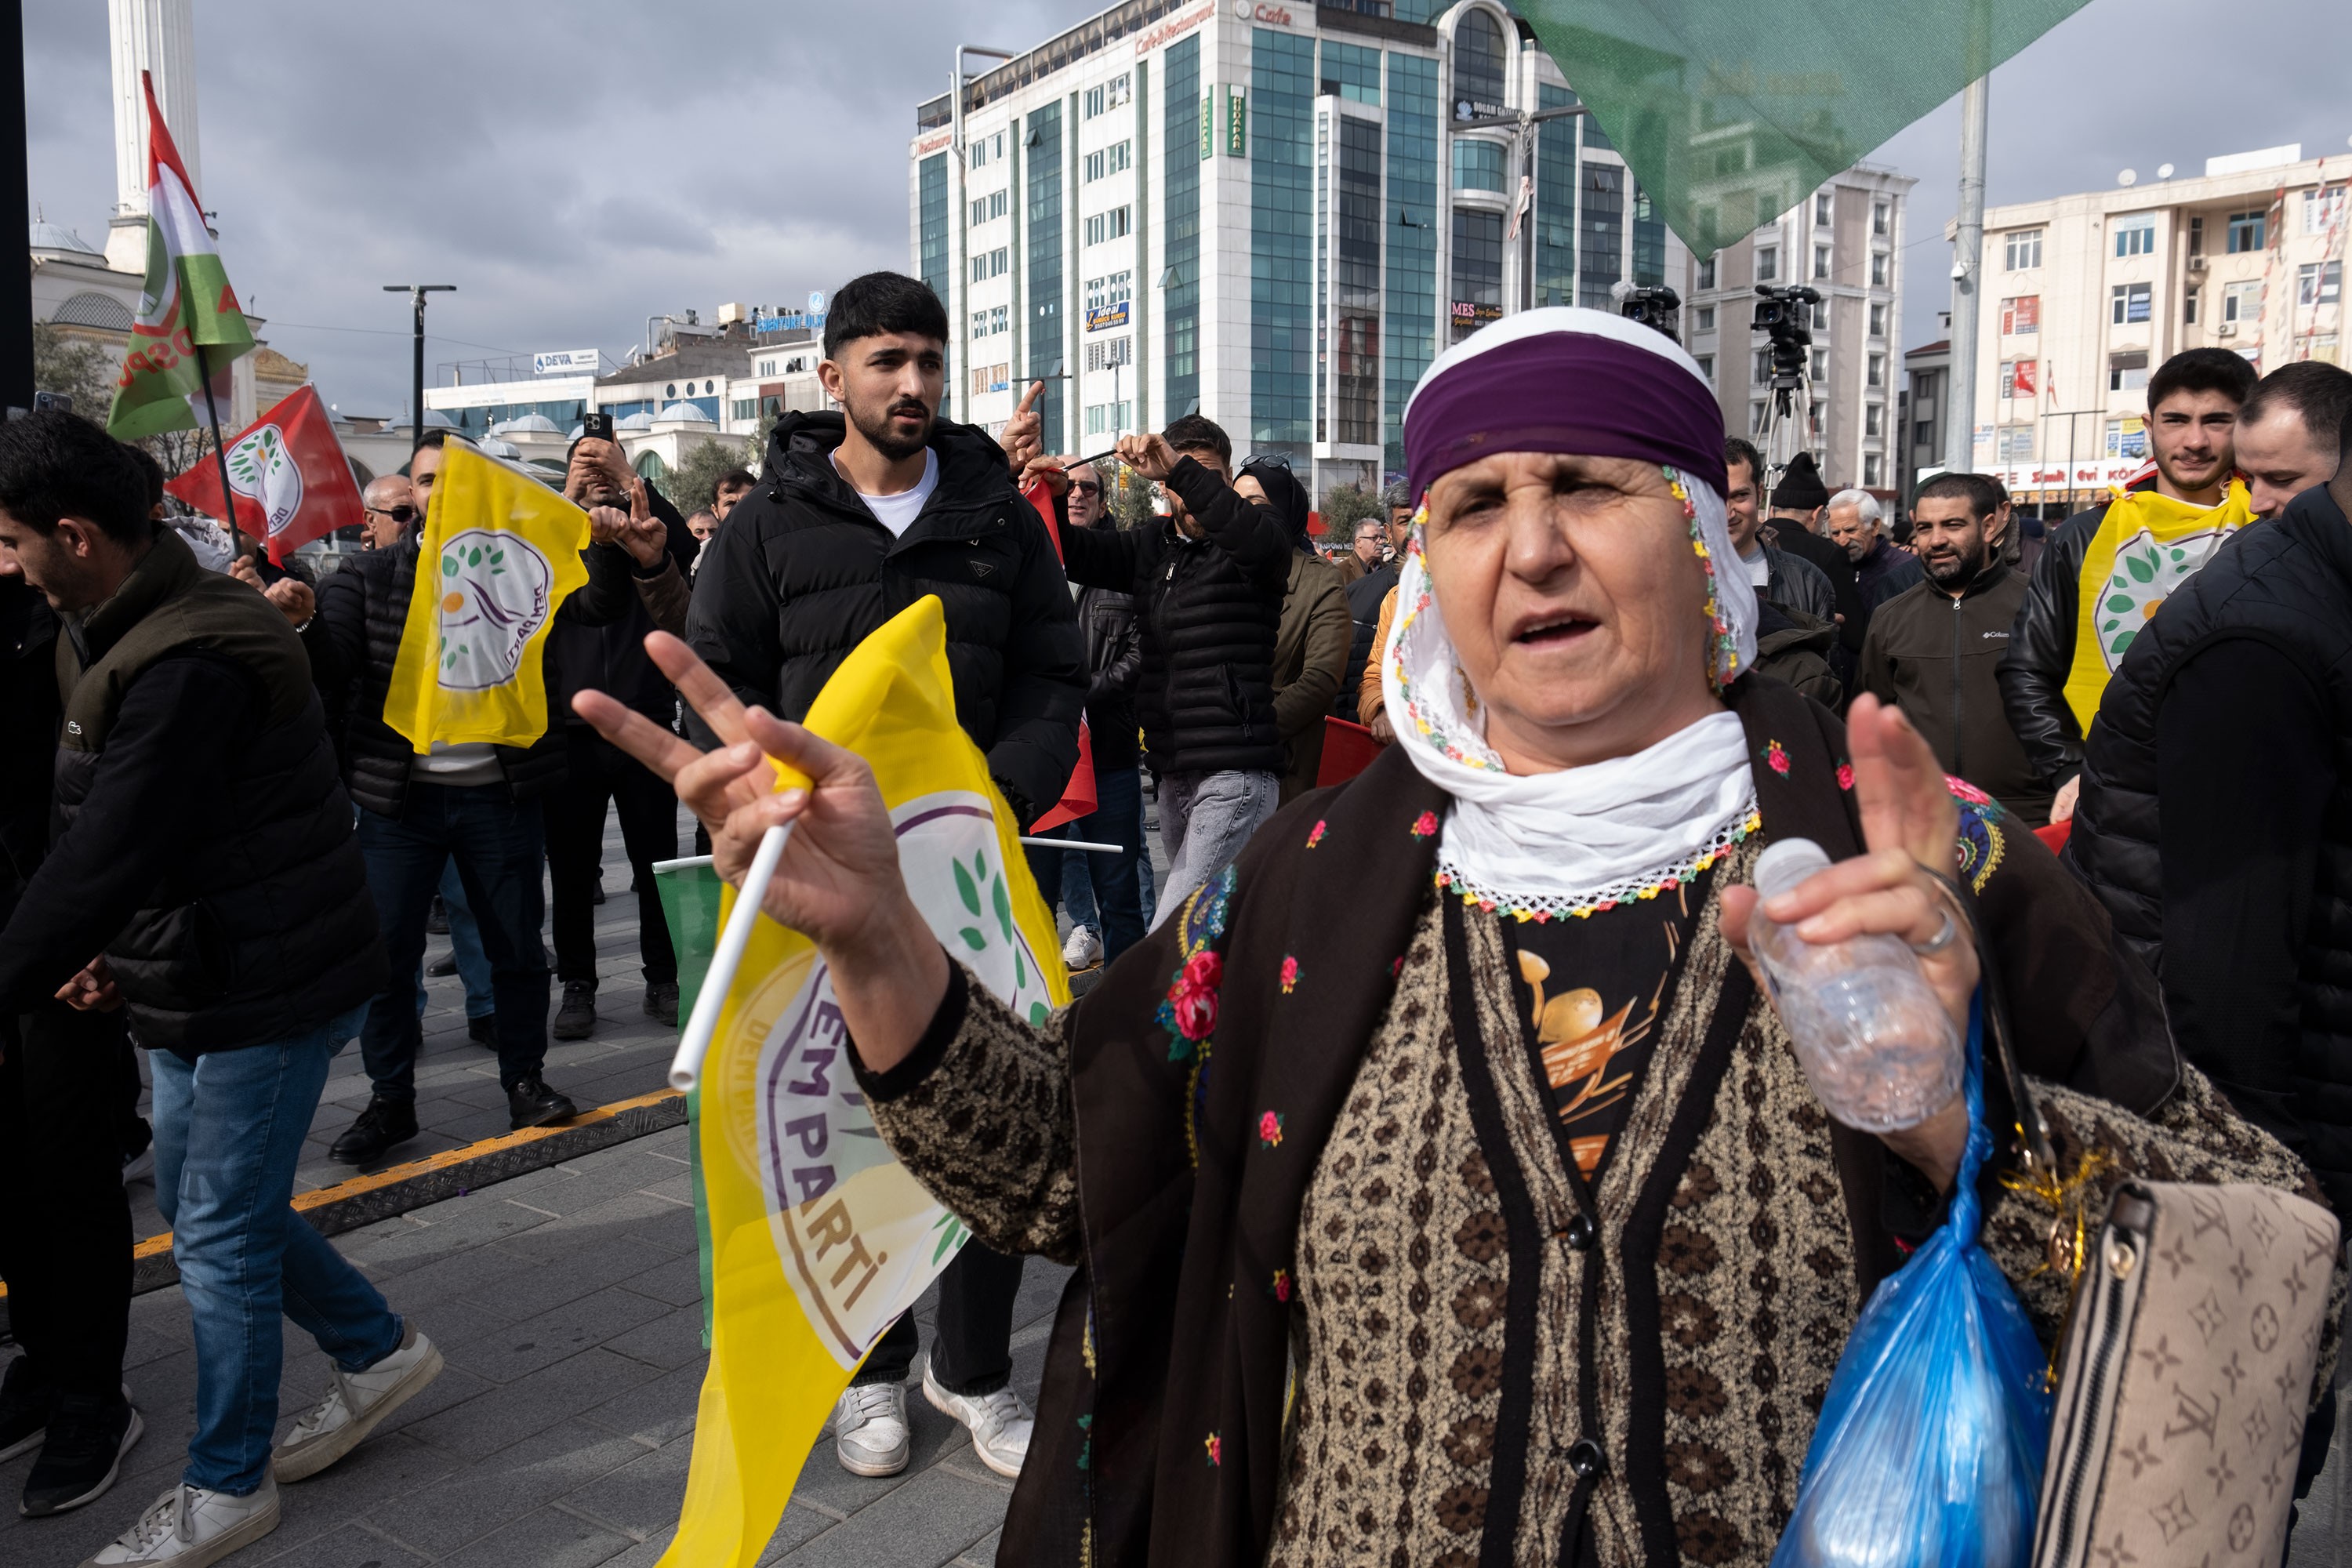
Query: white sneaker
1062 924 1103 970
270 1327 442 1483
81 1479 279 1566
831 1383 910 1477
923 1363 1033 1479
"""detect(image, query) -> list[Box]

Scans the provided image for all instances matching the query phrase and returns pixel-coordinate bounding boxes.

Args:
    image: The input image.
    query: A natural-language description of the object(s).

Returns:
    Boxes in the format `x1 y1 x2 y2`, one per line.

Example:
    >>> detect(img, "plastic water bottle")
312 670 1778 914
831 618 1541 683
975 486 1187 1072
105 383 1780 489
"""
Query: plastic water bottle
1748 838 1962 1134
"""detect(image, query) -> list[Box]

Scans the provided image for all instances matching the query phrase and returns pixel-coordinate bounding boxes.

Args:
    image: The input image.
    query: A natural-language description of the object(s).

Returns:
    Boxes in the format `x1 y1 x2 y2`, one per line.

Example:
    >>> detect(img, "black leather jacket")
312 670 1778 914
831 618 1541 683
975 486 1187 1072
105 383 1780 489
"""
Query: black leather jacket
1078 579 1142 771
1996 481 2151 790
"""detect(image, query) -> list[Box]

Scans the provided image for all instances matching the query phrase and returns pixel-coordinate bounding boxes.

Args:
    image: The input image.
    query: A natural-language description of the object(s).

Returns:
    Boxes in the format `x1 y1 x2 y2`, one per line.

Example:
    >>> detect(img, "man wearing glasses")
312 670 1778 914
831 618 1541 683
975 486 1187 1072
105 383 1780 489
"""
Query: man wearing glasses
359 477 416 551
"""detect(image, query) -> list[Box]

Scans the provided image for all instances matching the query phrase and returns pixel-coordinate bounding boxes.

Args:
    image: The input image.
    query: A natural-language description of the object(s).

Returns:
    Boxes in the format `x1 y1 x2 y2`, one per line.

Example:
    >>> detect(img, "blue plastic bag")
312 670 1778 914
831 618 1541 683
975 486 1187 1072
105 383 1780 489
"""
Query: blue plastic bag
1771 1000 2054 1568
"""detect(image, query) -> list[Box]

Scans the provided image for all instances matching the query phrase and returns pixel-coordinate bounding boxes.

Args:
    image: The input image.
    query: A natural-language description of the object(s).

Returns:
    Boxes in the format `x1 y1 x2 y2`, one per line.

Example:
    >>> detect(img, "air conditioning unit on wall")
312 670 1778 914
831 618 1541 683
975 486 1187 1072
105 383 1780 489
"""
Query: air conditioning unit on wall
2217 322 2238 337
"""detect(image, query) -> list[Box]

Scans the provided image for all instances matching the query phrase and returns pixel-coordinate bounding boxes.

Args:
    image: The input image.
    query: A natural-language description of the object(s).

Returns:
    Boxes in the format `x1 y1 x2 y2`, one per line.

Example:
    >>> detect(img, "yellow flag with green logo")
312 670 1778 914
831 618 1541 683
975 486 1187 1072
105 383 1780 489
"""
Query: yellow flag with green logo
2063 478 2254 732
662 596 1068 1568
383 443 590 753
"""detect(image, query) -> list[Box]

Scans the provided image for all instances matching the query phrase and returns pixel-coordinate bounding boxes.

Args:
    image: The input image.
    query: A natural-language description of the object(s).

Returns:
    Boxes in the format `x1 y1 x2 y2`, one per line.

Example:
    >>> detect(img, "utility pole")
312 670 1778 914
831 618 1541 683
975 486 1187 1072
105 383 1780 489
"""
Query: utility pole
1944 3 1991 478
2 0 34 415
383 284 455 452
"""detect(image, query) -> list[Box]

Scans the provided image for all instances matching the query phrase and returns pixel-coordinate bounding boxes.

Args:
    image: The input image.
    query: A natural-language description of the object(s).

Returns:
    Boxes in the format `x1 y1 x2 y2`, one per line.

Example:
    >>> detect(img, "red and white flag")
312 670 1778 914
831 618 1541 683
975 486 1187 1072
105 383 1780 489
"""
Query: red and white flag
165 384 365 562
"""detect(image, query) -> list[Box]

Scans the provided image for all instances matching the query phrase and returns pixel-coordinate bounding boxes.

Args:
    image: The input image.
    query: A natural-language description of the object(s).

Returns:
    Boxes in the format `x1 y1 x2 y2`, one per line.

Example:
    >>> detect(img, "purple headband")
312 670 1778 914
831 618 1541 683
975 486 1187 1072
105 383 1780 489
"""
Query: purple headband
1403 325 1729 500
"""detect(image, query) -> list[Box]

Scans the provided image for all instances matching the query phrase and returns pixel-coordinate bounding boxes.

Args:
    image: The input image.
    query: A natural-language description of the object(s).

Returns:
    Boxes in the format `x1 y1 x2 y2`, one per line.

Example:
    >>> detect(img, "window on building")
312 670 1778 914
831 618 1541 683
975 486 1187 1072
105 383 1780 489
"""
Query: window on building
1869 301 1888 338
969 136 989 171
1867 353 1886 387
1450 205 1504 342
1452 140 1506 192
2183 288 2199 325
1914 419 1934 447
1698 256 1717 289
2223 279 2263 324
989 306 1007 336
970 246 1008 281
1814 191 1833 225
2109 351 2150 392
1319 39 1381 103
664 383 676 397
2298 260 2343 308
1999 295 2038 336
1809 347 1828 382
1810 400 1827 433
1083 142 1132 183
1083 205 1132 245
970 310 988 339
1084 336 1134 370
2003 229 2042 270
1998 359 2038 400
2187 215 2204 255
2310 334 2341 365
1697 354 1715 382
1697 305 1715 332
2111 281 2152 325
1751 401 1768 434
1810 299 1828 332
2113 212 2156 258
1813 242 1831 280
1577 161 1624 308
1873 201 1890 237
1870 251 1889 286
1865 403 1884 437
2105 416 2147 458
2227 209 2267 252
2305 187 2347 236
1082 74 1132 119
1083 401 1135 435
1083 270 1134 310
1755 246 1778 282
1864 453 1884 486
1452 8 1507 111
731 398 754 421
1753 347 1772 385
1998 426 2034 461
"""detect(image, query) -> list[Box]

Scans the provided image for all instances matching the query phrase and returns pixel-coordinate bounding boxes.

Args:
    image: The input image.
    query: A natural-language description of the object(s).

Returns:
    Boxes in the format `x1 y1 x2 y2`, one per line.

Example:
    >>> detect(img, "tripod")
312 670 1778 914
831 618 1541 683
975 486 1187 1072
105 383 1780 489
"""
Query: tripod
1752 370 1818 498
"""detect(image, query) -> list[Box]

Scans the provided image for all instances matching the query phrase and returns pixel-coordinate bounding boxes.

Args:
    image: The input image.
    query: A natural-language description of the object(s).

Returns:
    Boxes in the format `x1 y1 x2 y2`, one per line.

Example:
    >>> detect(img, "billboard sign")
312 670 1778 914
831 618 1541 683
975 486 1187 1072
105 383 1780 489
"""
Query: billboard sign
1086 302 1131 333
533 348 601 376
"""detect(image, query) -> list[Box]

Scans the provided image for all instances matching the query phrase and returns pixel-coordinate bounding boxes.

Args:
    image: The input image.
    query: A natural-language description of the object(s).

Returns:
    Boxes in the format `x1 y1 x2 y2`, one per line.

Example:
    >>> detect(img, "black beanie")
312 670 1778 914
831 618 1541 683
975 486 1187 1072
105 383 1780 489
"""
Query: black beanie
1770 451 1829 511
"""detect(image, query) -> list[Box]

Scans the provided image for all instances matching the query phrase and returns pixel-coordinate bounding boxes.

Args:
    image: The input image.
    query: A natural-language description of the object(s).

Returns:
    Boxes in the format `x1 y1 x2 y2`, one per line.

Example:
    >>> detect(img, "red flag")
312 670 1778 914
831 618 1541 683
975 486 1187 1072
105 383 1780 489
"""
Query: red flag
1022 476 1098 832
164 384 365 563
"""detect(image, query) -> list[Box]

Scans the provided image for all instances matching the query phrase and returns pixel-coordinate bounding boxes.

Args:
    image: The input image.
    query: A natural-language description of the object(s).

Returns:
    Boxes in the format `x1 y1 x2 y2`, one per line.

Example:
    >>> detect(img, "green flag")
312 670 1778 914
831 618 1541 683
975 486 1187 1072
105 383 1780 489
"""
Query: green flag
652 854 726 1344
1515 0 2092 256
106 69 256 440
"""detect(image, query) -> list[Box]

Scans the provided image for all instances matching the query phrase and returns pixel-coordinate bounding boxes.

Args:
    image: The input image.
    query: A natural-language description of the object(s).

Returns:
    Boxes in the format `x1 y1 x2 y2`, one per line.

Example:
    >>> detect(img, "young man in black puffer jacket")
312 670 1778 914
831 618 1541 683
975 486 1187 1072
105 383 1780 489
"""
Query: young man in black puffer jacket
1046 414 1290 928
682 270 1084 1489
0 412 434 1558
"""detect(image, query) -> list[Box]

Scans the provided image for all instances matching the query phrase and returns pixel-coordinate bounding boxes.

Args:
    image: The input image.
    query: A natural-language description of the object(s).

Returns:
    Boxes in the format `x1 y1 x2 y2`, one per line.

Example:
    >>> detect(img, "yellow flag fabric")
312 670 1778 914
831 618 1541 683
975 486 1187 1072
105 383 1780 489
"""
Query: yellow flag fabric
662 597 1069 1568
2062 479 2255 733
382 443 590 753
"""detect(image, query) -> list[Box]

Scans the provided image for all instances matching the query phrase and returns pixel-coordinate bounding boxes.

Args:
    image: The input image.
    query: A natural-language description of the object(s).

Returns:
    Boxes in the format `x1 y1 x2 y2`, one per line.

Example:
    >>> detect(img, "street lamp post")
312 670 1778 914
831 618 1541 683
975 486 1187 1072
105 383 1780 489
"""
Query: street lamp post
949 45 1015 425
383 284 456 451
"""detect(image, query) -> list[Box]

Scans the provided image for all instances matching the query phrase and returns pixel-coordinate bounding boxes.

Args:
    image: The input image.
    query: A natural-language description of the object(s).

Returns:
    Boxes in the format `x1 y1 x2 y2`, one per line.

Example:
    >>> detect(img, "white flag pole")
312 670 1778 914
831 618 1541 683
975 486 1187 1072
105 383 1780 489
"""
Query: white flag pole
667 822 793 1093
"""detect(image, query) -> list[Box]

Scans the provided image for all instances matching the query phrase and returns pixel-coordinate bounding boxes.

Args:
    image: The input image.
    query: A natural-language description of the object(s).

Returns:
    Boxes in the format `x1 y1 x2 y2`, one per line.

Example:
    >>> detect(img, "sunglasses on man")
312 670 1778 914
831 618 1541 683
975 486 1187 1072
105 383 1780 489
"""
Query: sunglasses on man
1068 480 1103 497
368 505 418 524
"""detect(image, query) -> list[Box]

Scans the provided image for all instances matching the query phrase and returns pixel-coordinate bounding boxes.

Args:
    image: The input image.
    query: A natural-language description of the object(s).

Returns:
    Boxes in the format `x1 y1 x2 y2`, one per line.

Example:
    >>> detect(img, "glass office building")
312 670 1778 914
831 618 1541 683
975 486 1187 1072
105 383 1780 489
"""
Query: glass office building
909 0 1679 495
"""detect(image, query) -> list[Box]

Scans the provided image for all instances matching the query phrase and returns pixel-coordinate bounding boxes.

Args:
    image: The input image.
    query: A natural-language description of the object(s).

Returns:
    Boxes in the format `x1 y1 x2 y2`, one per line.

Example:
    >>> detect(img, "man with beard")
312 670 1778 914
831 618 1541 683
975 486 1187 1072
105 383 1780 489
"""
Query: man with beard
543 437 696 1039
1999 347 2256 822
1858 471 2049 823
684 270 1083 1484
1825 486 1923 615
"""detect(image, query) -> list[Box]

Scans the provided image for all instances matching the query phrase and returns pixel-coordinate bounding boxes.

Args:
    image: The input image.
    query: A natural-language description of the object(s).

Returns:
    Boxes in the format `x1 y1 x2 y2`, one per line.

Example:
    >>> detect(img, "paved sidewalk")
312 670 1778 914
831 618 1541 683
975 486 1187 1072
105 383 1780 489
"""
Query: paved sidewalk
3 1122 1066 1567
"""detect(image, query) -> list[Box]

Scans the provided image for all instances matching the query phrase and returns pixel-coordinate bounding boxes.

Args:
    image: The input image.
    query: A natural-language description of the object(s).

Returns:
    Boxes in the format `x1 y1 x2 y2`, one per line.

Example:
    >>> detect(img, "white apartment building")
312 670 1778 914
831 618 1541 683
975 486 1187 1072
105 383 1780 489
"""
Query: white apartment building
908 0 1688 497
1969 143 2348 514
1679 164 1915 495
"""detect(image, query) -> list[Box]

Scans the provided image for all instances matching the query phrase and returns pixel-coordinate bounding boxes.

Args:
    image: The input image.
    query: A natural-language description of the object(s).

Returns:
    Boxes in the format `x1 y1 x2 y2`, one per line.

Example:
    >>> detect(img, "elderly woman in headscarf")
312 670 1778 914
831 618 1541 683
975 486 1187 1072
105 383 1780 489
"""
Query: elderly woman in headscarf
581 310 2334 1567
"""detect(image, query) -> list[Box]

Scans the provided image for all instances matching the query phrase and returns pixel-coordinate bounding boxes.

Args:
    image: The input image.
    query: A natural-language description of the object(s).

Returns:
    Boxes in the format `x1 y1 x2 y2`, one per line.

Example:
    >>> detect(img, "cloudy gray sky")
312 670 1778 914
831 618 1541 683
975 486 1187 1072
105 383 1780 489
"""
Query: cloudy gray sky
25 0 2349 418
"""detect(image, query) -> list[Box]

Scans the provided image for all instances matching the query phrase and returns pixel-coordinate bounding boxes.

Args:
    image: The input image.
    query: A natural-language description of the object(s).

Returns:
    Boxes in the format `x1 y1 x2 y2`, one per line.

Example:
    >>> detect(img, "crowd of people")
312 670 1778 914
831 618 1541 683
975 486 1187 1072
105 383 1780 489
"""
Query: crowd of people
0 266 2348 1566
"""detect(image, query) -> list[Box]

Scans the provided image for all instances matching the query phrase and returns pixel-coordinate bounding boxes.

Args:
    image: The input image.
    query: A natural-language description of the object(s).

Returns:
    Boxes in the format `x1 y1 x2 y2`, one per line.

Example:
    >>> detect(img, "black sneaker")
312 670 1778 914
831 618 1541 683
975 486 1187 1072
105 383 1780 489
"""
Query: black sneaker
644 981 680 1028
20 1390 140 1517
507 1076 578 1131
466 1014 499 1047
426 952 458 978
0 1357 55 1464
328 1097 419 1165
425 895 450 935
552 982 597 1040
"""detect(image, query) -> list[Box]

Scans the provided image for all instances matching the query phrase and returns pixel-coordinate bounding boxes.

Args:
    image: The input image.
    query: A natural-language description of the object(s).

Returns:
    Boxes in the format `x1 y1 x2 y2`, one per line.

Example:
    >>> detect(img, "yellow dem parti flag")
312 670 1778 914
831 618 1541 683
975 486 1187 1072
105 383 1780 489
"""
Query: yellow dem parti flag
383 444 590 752
664 597 1068 1568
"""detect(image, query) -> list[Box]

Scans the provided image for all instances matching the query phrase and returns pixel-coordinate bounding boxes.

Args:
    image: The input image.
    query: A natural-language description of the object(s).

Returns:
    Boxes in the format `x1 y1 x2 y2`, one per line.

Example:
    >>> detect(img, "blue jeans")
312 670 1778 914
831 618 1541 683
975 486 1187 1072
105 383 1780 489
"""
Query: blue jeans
151 1006 401 1496
358 785 551 1098
417 861 495 1022
1049 764 1149 963
1153 768 1279 931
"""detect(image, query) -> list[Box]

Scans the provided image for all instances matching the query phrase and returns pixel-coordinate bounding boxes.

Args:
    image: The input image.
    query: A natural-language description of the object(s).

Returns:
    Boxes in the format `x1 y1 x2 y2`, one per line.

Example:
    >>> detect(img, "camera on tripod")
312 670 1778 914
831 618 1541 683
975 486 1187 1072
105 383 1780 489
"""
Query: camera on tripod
1752 285 1822 394
1611 281 1683 344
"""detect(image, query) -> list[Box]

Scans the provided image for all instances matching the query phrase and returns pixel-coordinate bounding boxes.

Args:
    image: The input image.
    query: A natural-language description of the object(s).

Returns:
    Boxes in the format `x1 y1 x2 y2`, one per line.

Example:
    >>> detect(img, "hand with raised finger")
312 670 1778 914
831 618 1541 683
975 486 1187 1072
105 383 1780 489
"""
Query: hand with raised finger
1116 432 1177 481
614 477 667 568
999 381 1044 466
